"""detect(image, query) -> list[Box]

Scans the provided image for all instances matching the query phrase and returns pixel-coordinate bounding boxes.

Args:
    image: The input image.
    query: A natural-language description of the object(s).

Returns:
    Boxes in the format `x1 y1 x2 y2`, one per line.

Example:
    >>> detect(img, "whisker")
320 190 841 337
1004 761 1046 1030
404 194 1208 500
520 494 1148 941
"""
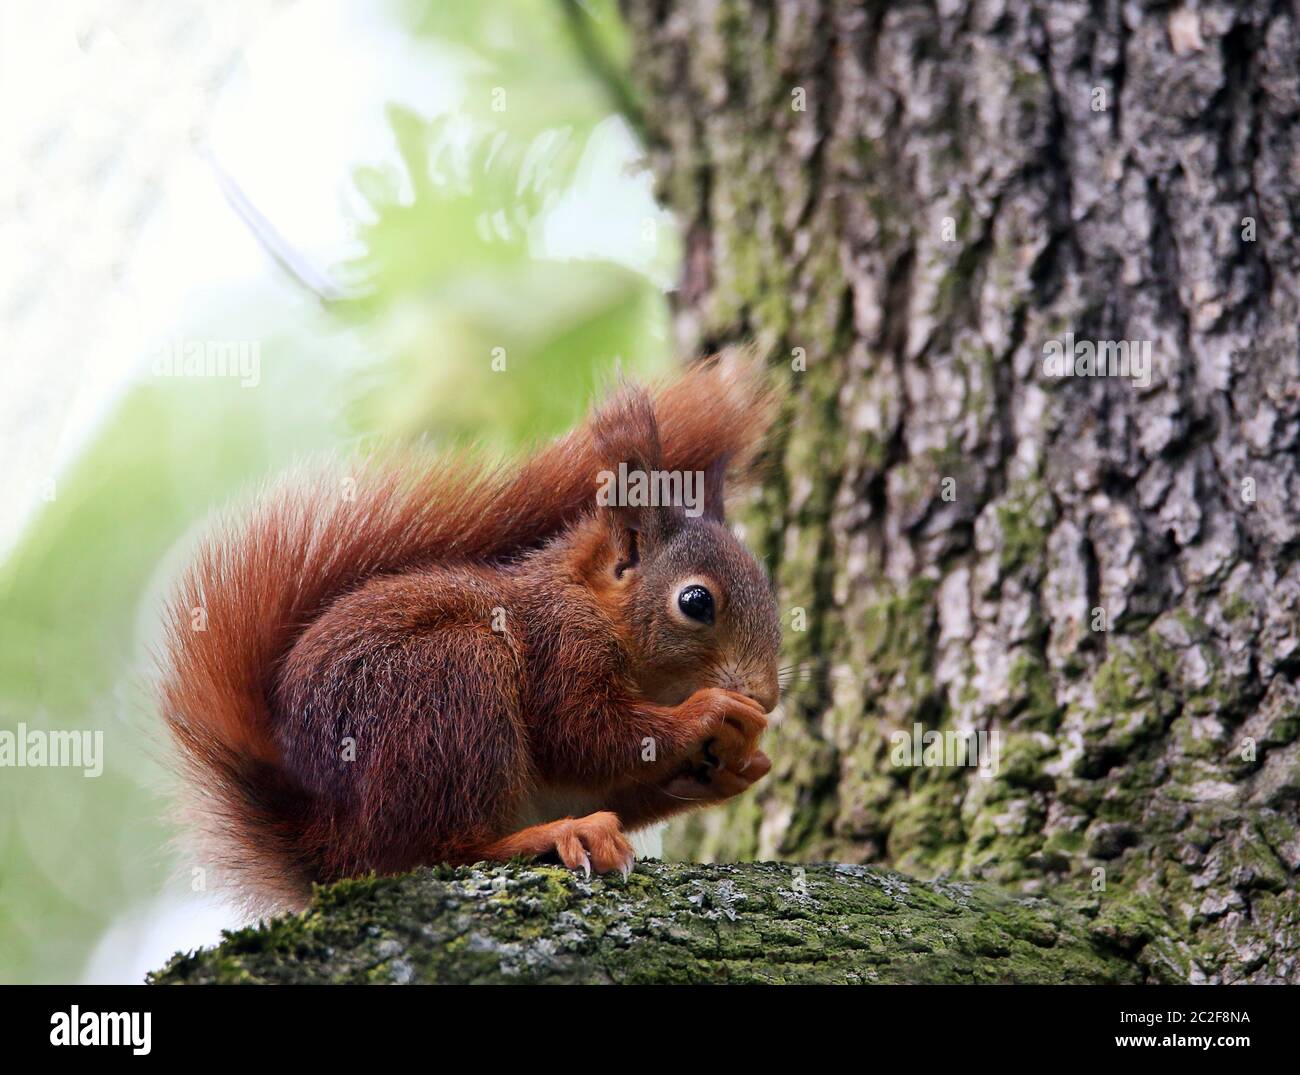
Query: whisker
777 662 816 687
777 663 863 682
625 773 709 803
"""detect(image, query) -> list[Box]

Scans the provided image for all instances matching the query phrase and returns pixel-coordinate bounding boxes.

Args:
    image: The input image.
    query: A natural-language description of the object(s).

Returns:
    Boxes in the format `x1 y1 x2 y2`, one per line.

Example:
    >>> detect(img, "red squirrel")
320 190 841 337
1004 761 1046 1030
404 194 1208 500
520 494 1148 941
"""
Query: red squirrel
159 354 781 909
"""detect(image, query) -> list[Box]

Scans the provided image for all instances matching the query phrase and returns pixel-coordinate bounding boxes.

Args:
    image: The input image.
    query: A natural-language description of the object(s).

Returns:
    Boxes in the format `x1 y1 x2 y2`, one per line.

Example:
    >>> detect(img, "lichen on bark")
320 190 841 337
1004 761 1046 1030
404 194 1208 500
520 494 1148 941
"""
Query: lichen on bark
149 861 1140 984
621 0 1300 982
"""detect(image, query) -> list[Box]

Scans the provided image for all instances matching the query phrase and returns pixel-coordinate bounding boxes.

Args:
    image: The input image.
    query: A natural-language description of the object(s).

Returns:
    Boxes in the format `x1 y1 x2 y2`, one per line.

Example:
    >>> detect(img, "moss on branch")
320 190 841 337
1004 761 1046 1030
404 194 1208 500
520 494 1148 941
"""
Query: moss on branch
150 861 1142 984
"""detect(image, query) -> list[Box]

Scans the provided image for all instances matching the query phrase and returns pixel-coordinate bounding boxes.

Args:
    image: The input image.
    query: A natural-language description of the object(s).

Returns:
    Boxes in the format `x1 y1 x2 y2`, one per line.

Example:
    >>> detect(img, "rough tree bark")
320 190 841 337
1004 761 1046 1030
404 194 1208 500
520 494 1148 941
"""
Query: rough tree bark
149 862 1137 983
622 0 1300 983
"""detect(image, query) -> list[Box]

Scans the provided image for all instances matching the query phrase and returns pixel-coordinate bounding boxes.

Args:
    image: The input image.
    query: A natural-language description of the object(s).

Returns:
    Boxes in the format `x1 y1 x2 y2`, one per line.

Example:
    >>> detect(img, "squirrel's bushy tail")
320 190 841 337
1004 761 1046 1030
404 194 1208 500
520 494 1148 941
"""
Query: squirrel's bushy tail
158 351 776 908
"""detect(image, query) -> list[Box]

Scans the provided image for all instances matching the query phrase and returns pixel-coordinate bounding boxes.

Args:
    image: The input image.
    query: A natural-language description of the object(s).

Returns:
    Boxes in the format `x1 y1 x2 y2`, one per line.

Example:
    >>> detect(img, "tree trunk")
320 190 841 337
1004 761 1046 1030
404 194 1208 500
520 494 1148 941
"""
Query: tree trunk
622 0 1300 984
148 862 1138 984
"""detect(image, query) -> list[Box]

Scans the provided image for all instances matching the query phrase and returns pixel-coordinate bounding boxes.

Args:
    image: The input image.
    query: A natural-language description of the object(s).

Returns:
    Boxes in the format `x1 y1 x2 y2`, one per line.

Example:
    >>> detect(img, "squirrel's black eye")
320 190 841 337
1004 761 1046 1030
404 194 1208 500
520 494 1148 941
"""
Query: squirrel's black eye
677 584 715 625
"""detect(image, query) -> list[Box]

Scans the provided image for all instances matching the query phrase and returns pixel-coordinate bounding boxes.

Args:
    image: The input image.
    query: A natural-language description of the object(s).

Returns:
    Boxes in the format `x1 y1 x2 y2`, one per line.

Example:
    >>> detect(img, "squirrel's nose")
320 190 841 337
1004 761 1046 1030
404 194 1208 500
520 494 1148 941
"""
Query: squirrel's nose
720 670 778 714
745 675 779 714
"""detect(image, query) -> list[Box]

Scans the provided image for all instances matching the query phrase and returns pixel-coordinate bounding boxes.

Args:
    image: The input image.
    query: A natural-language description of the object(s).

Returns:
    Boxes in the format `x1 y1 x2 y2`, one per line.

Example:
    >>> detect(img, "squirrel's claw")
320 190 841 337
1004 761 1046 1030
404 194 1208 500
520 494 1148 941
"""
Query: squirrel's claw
551 811 634 880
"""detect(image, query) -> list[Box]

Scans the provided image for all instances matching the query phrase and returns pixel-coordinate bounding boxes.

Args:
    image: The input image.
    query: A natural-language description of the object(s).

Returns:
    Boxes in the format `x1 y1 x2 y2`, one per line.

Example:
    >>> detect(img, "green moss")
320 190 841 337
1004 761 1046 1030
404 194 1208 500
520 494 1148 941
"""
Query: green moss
861 577 939 667
1093 643 1167 713
1089 892 1172 956
996 732 1053 788
1006 652 1062 730
960 797 1049 883
996 484 1050 575
1042 828 1086 857
1221 593 1253 623
149 861 1142 985
886 773 967 875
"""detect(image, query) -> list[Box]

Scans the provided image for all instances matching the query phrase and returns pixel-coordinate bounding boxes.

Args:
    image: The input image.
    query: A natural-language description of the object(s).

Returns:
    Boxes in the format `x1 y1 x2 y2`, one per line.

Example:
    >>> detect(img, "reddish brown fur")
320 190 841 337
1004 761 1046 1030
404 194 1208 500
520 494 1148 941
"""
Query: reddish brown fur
158 351 781 909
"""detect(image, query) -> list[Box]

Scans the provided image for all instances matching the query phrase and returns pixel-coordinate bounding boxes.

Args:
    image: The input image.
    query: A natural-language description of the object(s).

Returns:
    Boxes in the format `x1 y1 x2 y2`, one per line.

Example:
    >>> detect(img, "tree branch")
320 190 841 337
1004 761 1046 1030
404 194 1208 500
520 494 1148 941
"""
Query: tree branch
150 861 1143 984
559 0 645 140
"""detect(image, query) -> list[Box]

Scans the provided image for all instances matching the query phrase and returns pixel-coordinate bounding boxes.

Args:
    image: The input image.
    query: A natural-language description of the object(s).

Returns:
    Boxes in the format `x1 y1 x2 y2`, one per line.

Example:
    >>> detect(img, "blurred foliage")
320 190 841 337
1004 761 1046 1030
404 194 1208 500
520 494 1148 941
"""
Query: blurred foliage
0 0 675 983
343 106 670 446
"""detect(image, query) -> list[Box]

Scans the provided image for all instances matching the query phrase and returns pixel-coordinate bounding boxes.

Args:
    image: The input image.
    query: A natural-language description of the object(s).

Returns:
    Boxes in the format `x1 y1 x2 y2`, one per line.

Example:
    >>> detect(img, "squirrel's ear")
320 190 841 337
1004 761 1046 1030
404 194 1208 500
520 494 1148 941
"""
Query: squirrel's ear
599 473 680 578
592 386 675 577
604 502 643 579
702 453 730 523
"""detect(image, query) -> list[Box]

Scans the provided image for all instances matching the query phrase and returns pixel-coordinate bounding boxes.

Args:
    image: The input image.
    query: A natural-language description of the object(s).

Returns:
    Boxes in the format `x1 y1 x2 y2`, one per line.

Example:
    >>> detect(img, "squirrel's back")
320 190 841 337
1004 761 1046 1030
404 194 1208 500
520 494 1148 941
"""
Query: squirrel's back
158 352 774 908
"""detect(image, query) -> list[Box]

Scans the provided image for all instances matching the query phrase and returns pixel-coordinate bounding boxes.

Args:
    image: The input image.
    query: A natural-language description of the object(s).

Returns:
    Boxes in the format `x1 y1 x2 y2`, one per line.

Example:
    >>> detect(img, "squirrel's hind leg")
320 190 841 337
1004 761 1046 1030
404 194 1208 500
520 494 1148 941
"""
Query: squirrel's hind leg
478 811 635 879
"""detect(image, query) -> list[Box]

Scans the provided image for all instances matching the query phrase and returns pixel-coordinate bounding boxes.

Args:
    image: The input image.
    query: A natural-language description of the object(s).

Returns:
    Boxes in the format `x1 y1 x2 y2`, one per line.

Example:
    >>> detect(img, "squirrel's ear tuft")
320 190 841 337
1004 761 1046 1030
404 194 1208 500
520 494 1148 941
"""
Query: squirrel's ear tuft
702 453 730 523
592 386 663 476
592 386 678 574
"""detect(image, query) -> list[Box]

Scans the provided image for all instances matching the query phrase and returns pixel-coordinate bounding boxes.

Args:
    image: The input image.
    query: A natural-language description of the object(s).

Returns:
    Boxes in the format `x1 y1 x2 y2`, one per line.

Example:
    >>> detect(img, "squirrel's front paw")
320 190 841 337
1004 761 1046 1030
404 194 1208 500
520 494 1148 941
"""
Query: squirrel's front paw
679 687 769 774
664 749 772 803
550 812 635 880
